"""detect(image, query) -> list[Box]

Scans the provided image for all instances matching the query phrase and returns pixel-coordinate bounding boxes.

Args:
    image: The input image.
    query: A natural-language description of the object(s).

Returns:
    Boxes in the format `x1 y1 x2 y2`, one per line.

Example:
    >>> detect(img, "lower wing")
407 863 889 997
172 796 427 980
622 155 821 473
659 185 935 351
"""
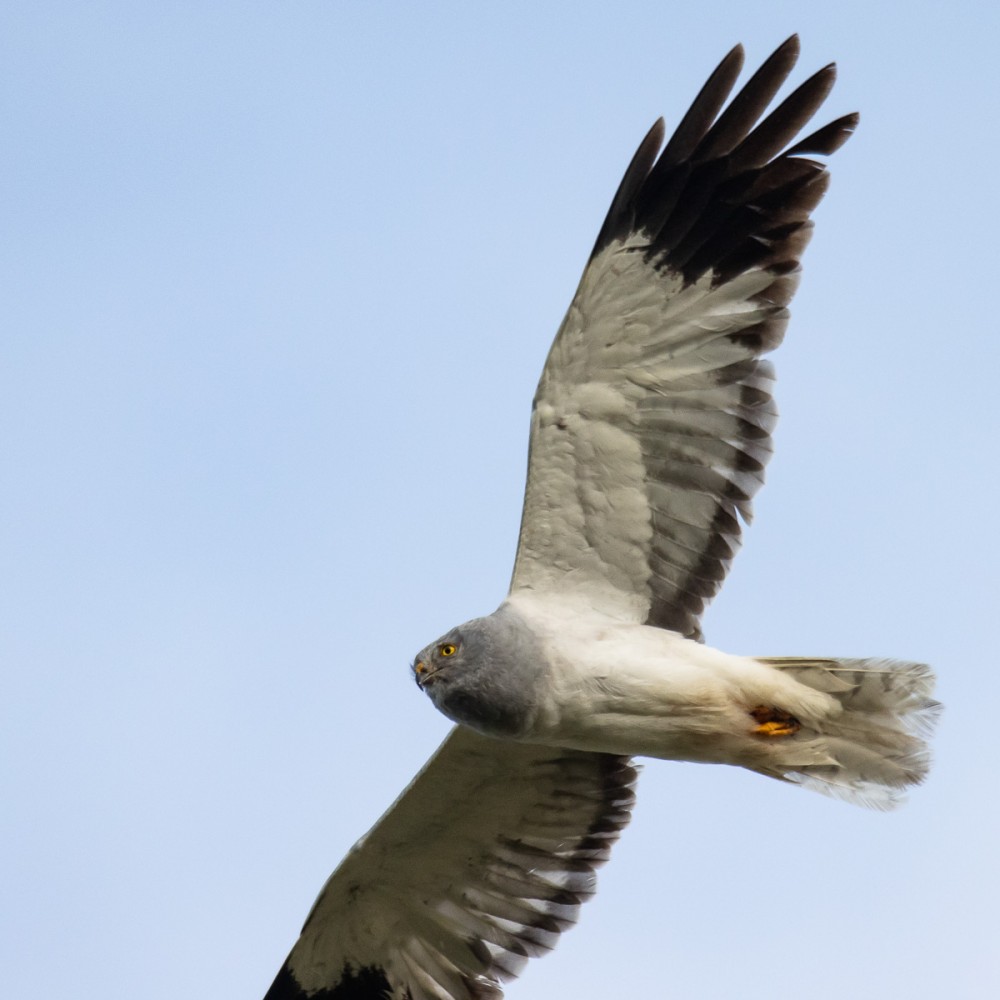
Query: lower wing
264 727 637 1000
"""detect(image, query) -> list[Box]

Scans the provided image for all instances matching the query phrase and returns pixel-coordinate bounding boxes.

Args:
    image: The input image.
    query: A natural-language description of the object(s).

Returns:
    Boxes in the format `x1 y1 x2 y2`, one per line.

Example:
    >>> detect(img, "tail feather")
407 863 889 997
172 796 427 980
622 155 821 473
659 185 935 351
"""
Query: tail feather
756 657 939 810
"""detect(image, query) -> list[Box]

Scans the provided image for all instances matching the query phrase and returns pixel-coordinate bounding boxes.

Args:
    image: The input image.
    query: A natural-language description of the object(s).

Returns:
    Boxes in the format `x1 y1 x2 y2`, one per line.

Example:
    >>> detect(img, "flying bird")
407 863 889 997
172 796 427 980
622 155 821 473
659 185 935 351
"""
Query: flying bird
264 36 937 1000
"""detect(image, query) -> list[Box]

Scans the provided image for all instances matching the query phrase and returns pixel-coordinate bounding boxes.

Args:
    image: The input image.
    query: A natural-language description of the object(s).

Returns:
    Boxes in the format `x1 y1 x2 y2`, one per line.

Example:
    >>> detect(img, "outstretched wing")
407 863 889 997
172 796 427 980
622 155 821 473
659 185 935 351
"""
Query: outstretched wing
510 36 857 640
264 728 636 1000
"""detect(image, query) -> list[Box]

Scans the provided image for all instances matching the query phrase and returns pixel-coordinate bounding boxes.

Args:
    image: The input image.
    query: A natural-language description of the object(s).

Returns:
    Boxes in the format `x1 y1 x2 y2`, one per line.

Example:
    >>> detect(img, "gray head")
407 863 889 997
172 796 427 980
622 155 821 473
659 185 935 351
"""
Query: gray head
412 603 544 739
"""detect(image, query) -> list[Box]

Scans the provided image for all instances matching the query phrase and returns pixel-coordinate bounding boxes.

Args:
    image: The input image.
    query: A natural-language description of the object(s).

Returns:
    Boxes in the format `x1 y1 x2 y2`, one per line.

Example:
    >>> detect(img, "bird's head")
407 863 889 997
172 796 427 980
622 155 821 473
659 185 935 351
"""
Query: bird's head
413 629 468 691
411 608 541 738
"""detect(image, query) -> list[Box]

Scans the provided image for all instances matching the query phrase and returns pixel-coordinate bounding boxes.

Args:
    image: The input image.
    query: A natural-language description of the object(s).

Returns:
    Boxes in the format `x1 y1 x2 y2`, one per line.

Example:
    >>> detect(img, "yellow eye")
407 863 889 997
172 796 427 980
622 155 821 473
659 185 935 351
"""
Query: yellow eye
438 643 457 658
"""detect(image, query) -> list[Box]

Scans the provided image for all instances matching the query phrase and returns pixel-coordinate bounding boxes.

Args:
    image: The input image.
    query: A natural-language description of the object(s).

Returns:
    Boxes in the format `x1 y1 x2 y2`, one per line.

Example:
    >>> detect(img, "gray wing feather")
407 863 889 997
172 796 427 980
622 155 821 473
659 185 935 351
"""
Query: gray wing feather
510 35 857 640
264 728 636 1000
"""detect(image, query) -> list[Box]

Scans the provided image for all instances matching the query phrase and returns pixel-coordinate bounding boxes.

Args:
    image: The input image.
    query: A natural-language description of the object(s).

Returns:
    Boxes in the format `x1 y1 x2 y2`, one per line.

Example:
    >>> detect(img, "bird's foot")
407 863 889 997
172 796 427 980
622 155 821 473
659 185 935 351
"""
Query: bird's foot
749 705 801 737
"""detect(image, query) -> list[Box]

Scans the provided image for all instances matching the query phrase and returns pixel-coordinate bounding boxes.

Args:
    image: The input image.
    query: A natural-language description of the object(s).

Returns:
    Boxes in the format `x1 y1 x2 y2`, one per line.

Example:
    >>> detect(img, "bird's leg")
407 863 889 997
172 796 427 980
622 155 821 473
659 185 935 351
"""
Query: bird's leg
749 705 801 737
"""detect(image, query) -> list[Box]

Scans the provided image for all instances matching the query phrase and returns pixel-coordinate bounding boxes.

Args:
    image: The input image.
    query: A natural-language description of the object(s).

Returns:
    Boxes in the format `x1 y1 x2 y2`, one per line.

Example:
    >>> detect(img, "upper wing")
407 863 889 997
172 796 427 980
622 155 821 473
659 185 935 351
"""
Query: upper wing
509 36 858 640
264 727 636 1000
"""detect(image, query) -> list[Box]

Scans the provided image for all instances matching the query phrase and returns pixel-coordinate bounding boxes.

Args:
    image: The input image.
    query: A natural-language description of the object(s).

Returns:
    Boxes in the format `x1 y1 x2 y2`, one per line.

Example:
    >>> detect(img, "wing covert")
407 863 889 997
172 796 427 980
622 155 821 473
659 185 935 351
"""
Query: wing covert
509 36 857 640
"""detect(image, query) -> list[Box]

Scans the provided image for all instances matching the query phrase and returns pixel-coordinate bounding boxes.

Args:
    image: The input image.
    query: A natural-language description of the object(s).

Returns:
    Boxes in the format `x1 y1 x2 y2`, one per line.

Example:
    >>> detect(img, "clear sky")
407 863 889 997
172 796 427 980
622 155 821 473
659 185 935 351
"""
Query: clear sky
3 3 998 998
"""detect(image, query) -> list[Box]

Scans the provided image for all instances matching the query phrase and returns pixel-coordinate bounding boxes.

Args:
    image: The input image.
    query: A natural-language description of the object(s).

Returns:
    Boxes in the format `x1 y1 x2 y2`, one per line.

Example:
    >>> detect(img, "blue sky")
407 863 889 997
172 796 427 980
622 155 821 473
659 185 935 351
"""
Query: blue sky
3 3 998 998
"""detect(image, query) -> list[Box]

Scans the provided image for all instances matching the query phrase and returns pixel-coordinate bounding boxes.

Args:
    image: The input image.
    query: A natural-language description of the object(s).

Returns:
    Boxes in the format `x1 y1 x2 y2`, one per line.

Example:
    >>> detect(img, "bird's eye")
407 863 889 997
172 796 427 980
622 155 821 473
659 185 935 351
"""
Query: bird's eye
438 643 457 657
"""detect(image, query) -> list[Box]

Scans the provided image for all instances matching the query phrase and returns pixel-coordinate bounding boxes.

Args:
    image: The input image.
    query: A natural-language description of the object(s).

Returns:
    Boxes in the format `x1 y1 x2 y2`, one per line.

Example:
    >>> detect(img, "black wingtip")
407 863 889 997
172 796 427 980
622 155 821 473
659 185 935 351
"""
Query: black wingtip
264 961 395 1000
589 34 862 272
786 111 859 157
590 117 665 257
660 43 745 167
777 33 801 59
263 961 307 1000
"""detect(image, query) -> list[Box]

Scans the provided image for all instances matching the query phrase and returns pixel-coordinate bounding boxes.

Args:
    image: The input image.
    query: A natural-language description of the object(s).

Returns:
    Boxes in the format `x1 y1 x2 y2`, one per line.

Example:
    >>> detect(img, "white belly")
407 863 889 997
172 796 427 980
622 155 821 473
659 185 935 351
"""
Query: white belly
503 592 836 765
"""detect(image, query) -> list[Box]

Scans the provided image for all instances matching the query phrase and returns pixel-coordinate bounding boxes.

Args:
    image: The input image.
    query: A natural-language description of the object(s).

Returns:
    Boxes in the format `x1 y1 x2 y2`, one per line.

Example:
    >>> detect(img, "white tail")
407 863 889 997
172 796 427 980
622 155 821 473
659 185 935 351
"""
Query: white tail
756 657 940 810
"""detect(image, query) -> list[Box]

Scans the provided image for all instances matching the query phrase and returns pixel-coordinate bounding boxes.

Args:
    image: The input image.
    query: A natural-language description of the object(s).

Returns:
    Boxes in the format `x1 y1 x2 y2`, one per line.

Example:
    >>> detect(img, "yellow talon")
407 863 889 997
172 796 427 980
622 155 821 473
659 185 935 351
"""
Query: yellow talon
749 705 801 738
754 719 799 737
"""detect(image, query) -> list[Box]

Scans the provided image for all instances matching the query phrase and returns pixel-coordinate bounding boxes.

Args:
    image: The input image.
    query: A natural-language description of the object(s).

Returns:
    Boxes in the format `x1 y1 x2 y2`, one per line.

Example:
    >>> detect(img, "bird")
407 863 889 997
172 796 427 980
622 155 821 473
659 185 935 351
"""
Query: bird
263 36 938 1000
